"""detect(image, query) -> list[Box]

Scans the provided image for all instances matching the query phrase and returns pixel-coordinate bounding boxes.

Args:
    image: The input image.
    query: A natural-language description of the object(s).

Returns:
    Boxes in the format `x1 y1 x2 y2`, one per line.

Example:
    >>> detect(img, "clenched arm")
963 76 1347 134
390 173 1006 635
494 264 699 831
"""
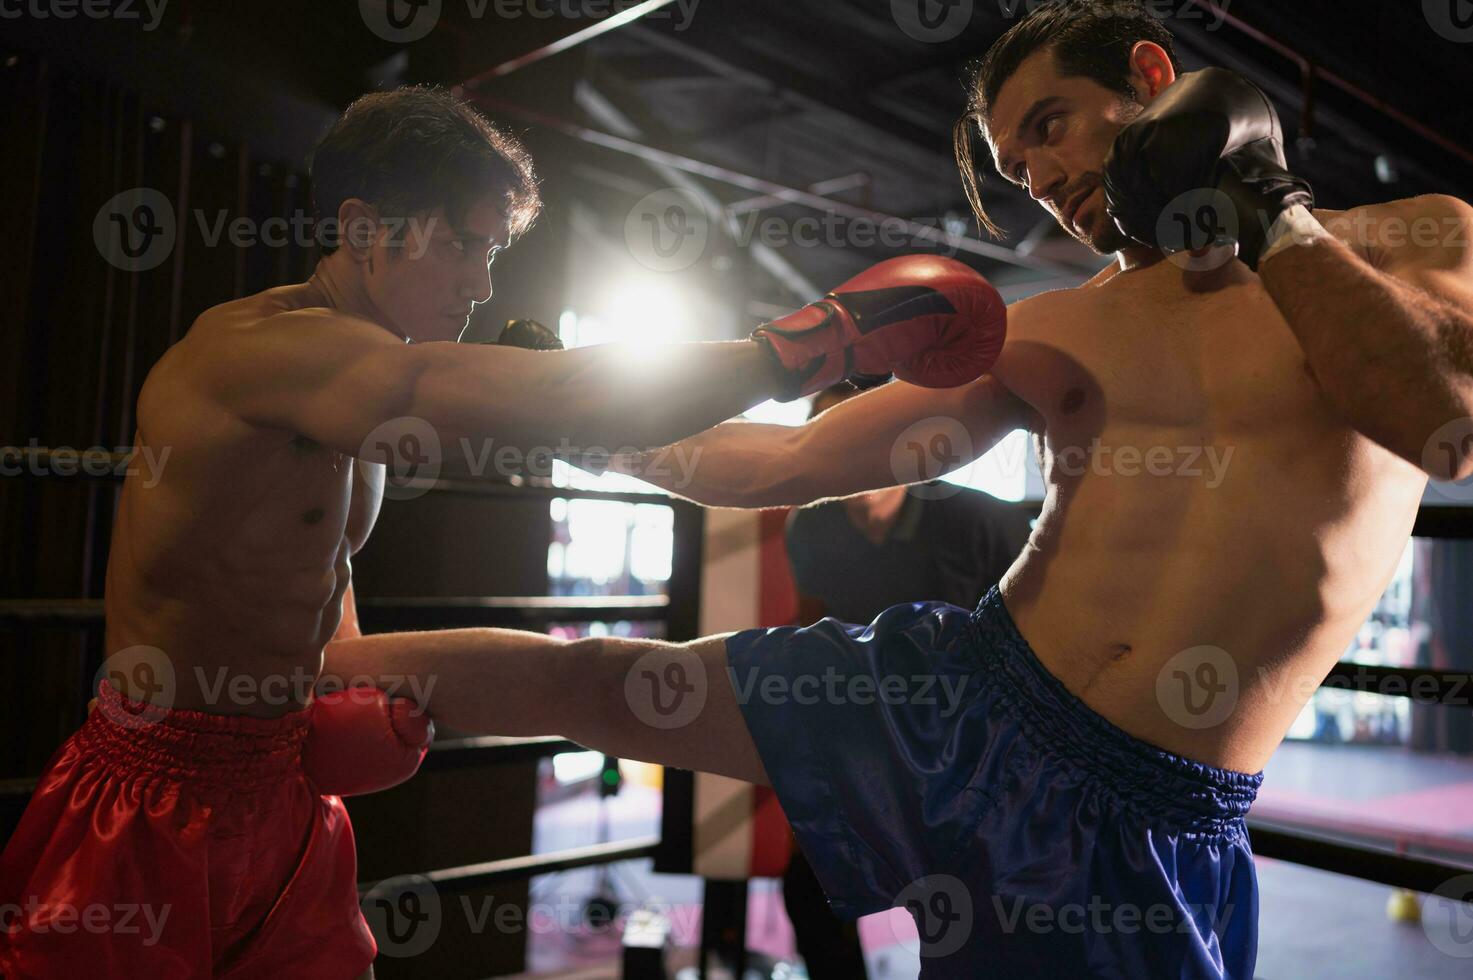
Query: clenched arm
609 372 1033 508
1260 195 1473 480
200 308 785 463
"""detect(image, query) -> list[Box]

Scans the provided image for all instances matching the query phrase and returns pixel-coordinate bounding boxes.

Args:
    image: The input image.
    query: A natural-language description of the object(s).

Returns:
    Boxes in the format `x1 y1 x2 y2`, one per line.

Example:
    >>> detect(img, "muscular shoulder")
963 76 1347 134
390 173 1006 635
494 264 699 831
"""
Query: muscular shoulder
1316 195 1473 271
999 283 1083 336
985 286 1088 435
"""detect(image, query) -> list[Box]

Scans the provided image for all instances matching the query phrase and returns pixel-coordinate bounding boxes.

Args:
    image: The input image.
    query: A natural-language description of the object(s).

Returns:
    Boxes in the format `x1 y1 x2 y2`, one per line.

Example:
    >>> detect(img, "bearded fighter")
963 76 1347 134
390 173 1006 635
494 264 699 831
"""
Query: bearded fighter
314 3 1473 976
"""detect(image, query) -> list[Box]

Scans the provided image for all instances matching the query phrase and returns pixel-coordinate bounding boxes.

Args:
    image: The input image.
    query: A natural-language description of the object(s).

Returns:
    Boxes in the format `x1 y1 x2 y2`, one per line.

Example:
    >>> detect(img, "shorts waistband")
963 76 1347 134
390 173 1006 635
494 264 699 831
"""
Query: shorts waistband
73 679 311 789
970 587 1263 837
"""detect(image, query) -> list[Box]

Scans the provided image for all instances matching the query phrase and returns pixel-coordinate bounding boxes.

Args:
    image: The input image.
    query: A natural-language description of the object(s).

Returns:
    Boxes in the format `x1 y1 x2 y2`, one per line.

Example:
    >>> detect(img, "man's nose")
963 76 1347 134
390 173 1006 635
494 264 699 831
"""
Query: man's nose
462 261 492 305
1027 156 1066 203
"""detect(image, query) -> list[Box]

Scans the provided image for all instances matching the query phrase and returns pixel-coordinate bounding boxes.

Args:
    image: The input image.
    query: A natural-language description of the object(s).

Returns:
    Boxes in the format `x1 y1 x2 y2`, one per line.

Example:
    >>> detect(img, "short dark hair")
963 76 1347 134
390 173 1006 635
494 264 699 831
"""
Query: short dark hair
309 86 541 254
953 0 1183 237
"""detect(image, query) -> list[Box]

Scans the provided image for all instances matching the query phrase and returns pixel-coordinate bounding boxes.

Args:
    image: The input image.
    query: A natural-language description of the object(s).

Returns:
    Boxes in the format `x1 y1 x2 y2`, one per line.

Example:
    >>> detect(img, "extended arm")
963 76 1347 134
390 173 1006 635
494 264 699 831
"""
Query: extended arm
201 309 783 461
609 372 1033 508
1259 196 1473 480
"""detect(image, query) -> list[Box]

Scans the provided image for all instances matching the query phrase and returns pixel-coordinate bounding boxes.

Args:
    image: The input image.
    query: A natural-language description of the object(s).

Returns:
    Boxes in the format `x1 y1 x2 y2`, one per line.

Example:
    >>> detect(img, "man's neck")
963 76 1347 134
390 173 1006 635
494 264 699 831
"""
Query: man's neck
1114 243 1166 275
305 259 408 342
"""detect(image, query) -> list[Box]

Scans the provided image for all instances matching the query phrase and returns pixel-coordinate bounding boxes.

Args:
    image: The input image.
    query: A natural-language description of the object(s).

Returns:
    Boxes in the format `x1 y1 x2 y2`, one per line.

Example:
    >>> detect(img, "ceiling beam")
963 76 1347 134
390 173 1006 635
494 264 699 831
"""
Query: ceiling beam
471 94 1096 278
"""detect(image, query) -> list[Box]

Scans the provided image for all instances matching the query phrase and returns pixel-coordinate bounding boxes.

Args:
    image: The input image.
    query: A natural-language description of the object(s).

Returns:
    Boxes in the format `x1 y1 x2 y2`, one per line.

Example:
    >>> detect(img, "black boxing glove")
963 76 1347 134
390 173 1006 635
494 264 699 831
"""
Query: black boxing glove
1102 68 1315 270
495 318 564 351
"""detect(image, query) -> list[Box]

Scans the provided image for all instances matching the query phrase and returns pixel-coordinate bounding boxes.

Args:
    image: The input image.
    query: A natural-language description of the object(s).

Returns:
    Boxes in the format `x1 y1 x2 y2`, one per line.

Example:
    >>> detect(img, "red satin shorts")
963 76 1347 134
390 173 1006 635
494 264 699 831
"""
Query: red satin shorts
0 681 376 978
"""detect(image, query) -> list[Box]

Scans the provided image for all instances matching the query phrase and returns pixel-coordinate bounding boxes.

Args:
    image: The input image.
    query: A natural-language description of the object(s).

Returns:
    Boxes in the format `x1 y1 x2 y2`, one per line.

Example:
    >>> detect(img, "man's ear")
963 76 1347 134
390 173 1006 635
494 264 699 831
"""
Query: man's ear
1125 41 1177 104
336 197 382 264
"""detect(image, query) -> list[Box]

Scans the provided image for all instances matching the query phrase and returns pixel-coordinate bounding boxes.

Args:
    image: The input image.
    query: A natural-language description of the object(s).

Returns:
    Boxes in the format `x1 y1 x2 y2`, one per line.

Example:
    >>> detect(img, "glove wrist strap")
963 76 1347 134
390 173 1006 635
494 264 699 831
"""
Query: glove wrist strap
1259 204 1328 267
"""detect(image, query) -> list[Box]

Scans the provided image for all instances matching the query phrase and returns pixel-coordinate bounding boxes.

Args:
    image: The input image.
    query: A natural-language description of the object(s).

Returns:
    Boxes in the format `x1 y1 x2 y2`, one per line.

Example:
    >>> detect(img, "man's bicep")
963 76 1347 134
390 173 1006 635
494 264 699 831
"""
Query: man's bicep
795 374 1029 498
202 310 421 457
1377 195 1473 309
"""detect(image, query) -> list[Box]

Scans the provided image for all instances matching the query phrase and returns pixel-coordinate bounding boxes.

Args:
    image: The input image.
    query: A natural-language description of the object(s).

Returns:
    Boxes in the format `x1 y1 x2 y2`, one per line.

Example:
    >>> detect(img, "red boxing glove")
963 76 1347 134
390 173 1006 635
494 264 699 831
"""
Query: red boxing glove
751 255 1007 400
301 685 434 797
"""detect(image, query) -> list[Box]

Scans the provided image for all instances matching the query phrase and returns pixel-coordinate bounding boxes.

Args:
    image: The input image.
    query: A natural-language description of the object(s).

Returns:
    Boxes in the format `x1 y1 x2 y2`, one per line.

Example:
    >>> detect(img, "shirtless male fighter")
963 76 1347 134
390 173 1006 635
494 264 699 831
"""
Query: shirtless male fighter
0 87 1002 977
316 3 1473 977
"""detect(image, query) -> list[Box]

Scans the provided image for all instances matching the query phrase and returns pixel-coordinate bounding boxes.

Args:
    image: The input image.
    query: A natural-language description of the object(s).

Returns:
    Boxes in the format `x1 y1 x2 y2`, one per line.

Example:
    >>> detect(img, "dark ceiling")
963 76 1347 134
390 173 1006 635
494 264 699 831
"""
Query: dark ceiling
8 0 1472 314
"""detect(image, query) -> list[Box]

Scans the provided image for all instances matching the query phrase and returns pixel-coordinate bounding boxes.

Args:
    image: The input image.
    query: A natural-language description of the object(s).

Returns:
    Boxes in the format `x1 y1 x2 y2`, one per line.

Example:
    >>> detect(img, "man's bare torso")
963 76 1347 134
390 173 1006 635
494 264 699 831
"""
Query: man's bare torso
104 283 386 717
992 205 1429 773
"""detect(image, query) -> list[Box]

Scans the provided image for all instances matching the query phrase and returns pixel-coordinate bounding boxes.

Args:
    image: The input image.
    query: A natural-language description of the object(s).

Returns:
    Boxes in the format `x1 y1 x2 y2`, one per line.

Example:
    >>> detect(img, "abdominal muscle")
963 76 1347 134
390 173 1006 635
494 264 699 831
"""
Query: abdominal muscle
997 427 1424 774
102 468 353 720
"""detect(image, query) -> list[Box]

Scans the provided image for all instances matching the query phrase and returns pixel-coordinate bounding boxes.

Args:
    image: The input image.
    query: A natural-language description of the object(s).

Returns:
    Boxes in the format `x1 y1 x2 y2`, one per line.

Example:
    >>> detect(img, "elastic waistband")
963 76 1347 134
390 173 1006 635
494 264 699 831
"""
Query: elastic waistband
971 587 1263 837
73 680 311 789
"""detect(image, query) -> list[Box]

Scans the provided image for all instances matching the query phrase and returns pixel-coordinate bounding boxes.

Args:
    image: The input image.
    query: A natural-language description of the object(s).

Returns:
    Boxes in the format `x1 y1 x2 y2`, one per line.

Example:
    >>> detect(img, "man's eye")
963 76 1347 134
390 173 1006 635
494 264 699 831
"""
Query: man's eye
1042 114 1065 140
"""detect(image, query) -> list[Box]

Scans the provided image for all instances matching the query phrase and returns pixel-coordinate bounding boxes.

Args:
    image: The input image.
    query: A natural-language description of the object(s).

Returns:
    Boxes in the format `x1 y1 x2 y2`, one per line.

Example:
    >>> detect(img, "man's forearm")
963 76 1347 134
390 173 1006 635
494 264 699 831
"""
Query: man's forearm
1260 236 1473 475
554 340 786 451
607 421 807 508
425 339 787 460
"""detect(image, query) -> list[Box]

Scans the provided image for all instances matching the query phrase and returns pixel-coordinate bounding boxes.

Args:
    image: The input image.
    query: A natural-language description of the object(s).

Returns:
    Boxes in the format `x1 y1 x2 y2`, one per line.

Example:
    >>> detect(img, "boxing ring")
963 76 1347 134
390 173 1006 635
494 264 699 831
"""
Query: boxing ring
3 446 1473 977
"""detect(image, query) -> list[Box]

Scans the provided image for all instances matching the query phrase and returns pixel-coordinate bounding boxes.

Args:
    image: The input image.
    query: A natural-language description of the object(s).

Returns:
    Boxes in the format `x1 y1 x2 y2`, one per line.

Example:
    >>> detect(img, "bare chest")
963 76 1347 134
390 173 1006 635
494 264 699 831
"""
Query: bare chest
995 264 1330 450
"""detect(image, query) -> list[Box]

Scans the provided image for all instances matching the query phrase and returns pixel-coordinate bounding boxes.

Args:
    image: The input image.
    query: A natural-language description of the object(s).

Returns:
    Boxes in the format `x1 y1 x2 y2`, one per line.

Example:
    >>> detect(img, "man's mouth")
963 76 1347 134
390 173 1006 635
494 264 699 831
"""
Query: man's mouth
1063 186 1097 231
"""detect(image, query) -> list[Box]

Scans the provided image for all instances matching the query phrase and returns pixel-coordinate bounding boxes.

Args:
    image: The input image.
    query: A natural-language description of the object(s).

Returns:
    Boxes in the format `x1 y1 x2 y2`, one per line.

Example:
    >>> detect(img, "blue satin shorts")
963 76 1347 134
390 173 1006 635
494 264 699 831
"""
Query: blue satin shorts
725 587 1264 979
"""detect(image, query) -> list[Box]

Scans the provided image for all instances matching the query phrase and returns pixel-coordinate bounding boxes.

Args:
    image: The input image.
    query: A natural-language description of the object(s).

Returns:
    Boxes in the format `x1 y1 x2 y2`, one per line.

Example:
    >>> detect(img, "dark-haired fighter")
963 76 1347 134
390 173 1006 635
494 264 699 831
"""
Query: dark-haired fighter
0 86 1004 978
316 4 1473 978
